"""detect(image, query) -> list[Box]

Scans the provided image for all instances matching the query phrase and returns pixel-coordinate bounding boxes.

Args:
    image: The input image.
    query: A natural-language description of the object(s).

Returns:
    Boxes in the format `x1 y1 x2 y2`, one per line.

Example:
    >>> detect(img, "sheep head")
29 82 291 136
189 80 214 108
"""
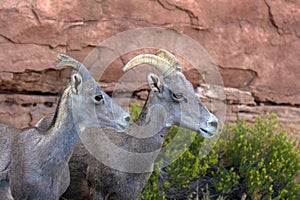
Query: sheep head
56 54 130 132
123 49 218 138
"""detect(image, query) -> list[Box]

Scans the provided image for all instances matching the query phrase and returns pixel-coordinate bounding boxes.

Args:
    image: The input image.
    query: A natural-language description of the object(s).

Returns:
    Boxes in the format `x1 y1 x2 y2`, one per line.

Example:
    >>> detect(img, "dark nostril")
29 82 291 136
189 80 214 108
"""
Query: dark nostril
209 120 218 128
125 116 130 122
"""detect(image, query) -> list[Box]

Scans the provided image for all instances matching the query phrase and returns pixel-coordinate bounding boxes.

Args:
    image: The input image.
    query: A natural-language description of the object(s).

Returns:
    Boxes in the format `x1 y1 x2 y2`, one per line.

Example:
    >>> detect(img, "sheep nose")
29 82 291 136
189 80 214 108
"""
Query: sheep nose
209 120 218 129
124 115 131 122
207 116 218 132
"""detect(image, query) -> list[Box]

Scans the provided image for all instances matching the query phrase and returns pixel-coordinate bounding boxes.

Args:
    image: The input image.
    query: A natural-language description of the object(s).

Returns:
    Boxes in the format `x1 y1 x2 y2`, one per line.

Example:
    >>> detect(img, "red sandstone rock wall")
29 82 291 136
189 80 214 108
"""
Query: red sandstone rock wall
0 0 299 135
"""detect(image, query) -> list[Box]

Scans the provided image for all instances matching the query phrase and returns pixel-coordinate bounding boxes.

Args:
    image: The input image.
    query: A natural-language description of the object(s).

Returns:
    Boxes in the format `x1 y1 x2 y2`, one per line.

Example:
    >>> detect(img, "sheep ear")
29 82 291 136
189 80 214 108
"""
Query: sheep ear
71 73 82 94
147 73 163 93
35 113 55 131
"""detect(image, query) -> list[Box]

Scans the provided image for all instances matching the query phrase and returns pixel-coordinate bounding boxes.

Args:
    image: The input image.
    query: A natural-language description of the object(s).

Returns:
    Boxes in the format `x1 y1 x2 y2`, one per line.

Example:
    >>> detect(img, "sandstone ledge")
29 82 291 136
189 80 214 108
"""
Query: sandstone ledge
1 86 299 140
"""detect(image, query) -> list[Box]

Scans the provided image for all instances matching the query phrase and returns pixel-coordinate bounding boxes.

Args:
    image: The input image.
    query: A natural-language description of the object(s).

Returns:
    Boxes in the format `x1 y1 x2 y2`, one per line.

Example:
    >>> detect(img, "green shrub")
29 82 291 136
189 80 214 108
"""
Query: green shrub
141 125 219 199
214 114 300 199
140 168 167 200
130 103 143 122
129 103 300 200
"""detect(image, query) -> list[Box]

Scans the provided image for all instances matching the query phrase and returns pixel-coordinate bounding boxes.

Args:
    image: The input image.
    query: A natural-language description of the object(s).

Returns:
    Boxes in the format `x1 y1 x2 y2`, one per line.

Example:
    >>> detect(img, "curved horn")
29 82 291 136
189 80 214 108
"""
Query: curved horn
122 54 176 77
155 49 182 72
57 54 82 70
56 54 93 82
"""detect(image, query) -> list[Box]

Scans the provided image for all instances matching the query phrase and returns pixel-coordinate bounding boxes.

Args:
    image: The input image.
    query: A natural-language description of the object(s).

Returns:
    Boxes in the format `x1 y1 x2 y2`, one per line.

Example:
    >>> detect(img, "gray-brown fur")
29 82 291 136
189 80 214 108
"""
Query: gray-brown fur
62 50 219 200
0 181 14 200
0 55 130 200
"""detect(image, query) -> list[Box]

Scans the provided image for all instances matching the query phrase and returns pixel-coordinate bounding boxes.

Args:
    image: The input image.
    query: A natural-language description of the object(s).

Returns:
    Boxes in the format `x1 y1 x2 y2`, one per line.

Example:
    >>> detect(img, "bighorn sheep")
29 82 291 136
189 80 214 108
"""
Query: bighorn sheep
0 54 130 200
62 49 219 200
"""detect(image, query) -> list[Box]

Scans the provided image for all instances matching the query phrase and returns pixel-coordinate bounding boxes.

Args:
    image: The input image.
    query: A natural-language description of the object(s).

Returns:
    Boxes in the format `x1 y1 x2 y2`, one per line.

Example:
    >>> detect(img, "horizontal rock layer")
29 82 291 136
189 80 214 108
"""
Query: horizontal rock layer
1 85 299 140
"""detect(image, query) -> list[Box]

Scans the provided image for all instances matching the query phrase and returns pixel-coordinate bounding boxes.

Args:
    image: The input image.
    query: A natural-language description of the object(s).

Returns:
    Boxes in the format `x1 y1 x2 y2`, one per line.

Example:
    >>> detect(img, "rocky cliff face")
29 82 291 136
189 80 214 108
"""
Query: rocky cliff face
0 0 299 136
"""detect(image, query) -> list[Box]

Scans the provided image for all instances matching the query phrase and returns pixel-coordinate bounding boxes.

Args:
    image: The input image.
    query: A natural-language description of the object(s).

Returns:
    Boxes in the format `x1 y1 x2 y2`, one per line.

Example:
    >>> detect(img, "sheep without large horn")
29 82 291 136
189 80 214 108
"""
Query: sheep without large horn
0 55 130 200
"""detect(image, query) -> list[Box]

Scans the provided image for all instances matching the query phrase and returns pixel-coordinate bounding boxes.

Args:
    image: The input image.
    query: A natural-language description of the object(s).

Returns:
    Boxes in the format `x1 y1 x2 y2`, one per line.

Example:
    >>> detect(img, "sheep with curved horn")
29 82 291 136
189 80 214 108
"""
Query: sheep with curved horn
0 54 130 200
62 49 219 200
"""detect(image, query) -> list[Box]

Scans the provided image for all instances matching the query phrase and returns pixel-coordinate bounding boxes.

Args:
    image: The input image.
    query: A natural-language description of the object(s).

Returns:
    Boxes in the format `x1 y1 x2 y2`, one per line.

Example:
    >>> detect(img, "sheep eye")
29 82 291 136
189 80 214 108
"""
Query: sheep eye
171 93 184 101
94 94 104 102
173 93 182 99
